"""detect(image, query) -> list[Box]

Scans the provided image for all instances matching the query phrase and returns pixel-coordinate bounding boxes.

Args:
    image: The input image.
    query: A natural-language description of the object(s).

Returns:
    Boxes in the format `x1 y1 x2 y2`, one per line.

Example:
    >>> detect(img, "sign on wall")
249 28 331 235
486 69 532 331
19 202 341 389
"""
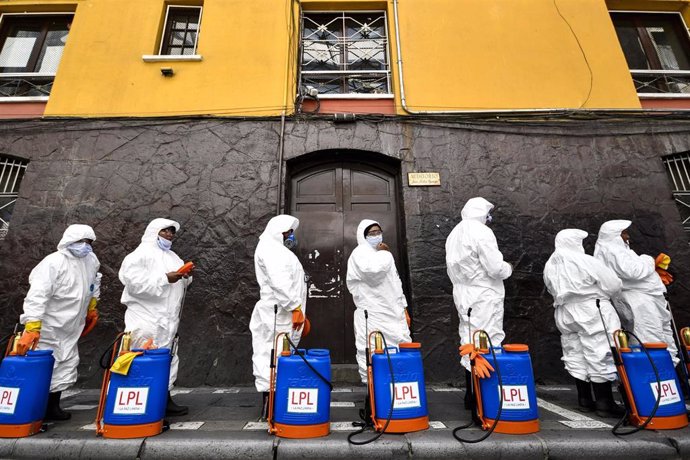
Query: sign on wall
408 172 441 186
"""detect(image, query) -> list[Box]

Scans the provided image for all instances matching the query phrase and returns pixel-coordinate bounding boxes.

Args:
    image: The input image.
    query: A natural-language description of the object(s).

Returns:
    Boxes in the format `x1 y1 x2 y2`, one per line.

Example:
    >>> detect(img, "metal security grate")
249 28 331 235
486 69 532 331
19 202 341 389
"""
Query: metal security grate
0 155 28 240
662 152 690 233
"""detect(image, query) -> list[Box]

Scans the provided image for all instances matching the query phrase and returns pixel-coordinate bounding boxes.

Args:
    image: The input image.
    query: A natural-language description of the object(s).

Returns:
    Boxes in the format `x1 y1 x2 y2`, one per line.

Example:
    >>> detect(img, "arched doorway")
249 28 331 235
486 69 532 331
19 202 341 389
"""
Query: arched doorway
287 151 405 364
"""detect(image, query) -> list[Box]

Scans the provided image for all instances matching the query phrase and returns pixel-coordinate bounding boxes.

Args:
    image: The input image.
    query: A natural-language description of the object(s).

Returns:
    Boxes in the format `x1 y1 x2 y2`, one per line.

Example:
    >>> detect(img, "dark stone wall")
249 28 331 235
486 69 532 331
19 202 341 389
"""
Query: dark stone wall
0 117 688 387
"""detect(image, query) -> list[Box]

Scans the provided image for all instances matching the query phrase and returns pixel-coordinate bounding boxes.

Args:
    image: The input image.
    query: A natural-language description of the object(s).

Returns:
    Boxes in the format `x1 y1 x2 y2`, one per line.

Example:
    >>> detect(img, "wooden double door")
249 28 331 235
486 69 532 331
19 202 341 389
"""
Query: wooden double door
288 159 404 363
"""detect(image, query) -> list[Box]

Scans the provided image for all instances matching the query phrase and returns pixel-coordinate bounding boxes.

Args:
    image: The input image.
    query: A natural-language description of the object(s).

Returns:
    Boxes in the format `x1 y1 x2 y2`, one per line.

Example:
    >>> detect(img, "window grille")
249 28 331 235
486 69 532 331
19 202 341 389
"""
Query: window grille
662 152 690 233
300 12 391 95
0 155 28 240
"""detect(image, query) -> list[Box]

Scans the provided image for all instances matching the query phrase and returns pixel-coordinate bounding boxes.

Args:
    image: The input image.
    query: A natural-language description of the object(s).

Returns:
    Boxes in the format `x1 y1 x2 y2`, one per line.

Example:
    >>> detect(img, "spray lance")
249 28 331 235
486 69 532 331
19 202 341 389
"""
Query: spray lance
595 299 662 436
663 293 690 396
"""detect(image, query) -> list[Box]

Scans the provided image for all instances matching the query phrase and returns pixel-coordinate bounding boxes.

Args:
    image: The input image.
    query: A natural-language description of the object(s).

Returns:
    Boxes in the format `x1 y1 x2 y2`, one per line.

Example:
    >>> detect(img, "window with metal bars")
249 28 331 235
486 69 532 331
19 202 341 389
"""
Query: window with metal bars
610 12 690 95
159 6 202 56
662 152 690 233
0 155 28 240
0 14 72 98
300 12 391 95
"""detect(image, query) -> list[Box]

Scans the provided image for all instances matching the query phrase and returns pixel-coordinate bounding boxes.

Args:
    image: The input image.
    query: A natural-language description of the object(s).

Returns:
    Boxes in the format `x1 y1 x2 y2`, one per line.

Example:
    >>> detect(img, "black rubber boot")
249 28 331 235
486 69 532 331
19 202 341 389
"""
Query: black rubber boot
592 382 626 418
259 391 269 422
166 392 189 417
574 378 595 412
358 390 373 425
45 391 71 421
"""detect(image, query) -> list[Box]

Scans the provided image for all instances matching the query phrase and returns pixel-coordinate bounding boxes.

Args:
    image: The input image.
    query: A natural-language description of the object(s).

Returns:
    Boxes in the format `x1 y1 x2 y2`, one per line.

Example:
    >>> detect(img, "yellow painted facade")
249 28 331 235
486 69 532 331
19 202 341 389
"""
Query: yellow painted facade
3 0 689 116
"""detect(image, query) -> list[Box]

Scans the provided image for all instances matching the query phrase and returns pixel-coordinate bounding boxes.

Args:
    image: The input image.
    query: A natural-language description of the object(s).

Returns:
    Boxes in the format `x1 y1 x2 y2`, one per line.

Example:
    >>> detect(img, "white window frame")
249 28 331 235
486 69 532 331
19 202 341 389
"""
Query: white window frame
299 10 393 98
143 4 203 62
611 10 690 99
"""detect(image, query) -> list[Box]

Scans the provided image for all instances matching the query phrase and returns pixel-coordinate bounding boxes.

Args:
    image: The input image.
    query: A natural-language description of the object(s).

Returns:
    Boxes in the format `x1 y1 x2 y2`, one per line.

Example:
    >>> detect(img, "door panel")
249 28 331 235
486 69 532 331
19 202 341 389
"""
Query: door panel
290 160 400 363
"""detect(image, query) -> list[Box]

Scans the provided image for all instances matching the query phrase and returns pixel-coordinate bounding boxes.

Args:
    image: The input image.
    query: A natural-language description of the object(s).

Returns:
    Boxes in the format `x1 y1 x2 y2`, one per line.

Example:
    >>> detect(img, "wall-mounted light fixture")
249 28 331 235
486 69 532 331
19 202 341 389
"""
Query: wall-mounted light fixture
160 67 174 77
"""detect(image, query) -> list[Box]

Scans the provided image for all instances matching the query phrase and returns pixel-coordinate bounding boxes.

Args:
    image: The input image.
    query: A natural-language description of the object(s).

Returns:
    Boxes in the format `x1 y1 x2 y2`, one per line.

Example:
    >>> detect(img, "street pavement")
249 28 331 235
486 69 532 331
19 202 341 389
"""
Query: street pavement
0 384 688 459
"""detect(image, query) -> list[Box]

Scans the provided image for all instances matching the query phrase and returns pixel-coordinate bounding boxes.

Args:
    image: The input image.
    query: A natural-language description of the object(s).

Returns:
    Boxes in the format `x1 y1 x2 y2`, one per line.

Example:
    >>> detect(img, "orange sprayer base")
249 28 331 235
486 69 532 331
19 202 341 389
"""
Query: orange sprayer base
0 420 43 438
483 418 540 434
102 420 164 439
374 415 429 433
630 413 688 430
273 421 330 439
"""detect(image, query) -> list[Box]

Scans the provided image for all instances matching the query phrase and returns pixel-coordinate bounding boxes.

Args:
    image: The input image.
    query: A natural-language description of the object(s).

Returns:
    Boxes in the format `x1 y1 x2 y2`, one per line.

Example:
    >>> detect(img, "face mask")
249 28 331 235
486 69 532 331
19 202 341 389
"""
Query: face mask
486 214 493 224
366 234 383 248
157 236 173 251
68 242 93 258
284 233 298 250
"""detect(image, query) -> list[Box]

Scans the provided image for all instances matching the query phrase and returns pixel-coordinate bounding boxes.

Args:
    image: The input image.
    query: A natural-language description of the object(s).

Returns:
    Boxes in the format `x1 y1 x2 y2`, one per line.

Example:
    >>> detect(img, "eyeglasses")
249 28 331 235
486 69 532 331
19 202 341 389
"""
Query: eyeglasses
367 230 382 236
160 227 176 235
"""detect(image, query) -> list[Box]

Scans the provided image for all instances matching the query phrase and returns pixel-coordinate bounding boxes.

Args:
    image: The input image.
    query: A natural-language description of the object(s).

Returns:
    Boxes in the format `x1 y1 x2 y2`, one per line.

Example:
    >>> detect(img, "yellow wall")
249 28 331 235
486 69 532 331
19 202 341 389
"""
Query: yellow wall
2 0 676 116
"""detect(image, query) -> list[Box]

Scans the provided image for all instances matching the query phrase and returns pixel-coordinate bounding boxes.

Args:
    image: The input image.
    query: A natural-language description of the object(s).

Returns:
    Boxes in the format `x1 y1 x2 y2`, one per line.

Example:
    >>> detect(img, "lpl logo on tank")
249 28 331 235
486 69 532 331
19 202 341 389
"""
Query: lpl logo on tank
0 387 19 414
650 380 681 405
499 385 530 409
392 382 421 409
287 388 318 413
113 387 149 414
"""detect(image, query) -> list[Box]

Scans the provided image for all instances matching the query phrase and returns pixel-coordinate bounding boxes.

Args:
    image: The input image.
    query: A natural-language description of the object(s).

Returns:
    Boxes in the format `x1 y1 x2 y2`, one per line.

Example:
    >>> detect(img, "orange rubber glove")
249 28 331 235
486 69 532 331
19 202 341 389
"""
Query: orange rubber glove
81 298 99 337
459 343 495 379
655 253 671 270
15 331 40 356
655 253 674 286
142 338 156 350
405 309 411 327
302 318 311 337
292 306 305 331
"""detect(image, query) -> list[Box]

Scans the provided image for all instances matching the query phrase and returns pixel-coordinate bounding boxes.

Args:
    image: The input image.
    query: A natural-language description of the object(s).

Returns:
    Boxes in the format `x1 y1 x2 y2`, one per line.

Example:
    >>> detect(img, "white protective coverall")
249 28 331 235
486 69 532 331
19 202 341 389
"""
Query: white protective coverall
346 219 411 383
445 197 512 371
594 220 678 365
250 215 307 392
120 218 192 389
543 229 623 382
20 224 101 392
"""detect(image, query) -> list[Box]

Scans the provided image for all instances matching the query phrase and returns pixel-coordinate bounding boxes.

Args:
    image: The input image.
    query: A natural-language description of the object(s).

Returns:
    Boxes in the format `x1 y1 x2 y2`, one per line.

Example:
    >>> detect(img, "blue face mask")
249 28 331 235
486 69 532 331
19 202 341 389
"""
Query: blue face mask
67 241 93 258
366 234 383 248
157 236 173 251
284 233 298 250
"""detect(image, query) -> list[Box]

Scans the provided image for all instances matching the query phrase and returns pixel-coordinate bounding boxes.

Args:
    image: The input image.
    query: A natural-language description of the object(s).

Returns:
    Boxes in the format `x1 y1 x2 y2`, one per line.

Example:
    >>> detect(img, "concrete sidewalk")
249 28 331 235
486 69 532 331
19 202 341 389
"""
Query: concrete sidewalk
1 385 688 459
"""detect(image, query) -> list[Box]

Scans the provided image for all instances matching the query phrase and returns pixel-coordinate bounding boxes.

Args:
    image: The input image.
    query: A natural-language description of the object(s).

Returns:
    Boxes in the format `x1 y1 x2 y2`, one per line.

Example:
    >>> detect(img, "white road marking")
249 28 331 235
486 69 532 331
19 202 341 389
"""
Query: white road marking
560 420 612 429
332 388 354 393
170 389 192 396
80 424 97 431
64 404 97 410
61 389 83 399
243 421 268 430
537 397 613 428
430 386 461 392
330 401 356 407
537 386 572 392
170 421 205 430
330 421 360 432
429 421 447 429
213 389 240 394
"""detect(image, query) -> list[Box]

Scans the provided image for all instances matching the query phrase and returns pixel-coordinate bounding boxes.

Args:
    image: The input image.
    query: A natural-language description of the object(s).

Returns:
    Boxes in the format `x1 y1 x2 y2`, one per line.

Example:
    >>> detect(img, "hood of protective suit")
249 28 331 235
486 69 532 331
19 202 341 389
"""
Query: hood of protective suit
460 197 494 223
141 218 181 244
356 219 380 246
594 220 631 253
259 215 300 244
554 229 588 254
57 224 97 251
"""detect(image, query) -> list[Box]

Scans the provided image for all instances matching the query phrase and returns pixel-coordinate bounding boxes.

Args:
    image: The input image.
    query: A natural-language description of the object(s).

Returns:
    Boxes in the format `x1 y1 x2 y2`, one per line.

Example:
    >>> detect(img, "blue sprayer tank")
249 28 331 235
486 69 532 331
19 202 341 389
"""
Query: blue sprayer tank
0 350 54 438
619 343 688 429
476 344 540 434
371 342 429 433
272 348 331 438
102 348 171 438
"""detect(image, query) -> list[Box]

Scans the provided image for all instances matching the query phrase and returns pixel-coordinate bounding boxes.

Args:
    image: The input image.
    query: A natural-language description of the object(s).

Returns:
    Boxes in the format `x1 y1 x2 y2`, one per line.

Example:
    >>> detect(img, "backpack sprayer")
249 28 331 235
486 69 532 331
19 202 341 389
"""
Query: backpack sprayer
596 299 687 434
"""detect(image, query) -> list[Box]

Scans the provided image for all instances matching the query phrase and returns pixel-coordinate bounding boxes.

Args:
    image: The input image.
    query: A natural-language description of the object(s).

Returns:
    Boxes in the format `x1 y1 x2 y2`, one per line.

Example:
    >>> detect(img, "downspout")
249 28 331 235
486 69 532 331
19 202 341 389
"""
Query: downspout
277 0 296 214
391 0 633 115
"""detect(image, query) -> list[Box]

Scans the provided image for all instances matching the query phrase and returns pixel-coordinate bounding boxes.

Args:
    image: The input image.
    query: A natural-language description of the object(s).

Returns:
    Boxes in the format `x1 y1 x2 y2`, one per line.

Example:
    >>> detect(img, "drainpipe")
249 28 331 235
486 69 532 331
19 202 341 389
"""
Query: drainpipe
277 0 297 215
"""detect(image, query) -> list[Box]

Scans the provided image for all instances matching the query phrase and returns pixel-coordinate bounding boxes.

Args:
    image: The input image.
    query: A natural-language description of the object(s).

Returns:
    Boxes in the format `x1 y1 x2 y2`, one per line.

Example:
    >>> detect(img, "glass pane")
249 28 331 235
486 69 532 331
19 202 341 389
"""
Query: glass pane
184 31 196 47
613 18 651 70
646 23 690 70
171 31 185 46
345 14 386 40
0 35 37 69
167 46 183 55
37 26 69 73
302 13 342 40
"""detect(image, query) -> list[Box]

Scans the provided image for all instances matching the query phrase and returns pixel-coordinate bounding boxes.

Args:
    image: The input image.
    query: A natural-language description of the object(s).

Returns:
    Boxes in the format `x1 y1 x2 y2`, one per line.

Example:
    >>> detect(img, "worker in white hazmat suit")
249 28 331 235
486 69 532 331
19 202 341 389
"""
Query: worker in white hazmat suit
347 219 411 384
543 229 625 417
594 220 678 366
119 218 192 416
18 224 101 421
445 197 512 411
250 214 307 420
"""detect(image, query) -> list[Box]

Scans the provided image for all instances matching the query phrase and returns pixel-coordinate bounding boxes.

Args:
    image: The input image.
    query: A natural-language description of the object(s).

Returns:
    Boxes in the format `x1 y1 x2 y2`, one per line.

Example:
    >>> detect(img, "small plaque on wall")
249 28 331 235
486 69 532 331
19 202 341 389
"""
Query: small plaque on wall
408 172 441 186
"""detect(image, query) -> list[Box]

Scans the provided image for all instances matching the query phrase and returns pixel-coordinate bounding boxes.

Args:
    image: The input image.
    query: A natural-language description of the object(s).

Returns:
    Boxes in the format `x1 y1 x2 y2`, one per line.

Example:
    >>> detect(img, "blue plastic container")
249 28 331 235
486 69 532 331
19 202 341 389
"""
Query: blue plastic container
0 350 54 435
274 348 331 431
371 343 429 432
621 346 686 418
104 348 171 427
477 345 539 433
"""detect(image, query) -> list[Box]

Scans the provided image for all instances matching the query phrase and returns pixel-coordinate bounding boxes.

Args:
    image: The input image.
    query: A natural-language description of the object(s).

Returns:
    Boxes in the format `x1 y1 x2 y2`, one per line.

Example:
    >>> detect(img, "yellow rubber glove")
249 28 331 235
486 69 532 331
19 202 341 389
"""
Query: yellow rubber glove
292 306 305 331
110 351 143 376
15 321 42 355
655 253 671 270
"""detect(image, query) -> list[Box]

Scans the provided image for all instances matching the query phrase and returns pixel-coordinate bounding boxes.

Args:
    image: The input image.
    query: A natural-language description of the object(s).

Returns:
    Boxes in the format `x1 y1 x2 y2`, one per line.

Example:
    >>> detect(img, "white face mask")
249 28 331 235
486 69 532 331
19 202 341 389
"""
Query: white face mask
67 241 93 258
366 234 383 248
157 236 173 251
